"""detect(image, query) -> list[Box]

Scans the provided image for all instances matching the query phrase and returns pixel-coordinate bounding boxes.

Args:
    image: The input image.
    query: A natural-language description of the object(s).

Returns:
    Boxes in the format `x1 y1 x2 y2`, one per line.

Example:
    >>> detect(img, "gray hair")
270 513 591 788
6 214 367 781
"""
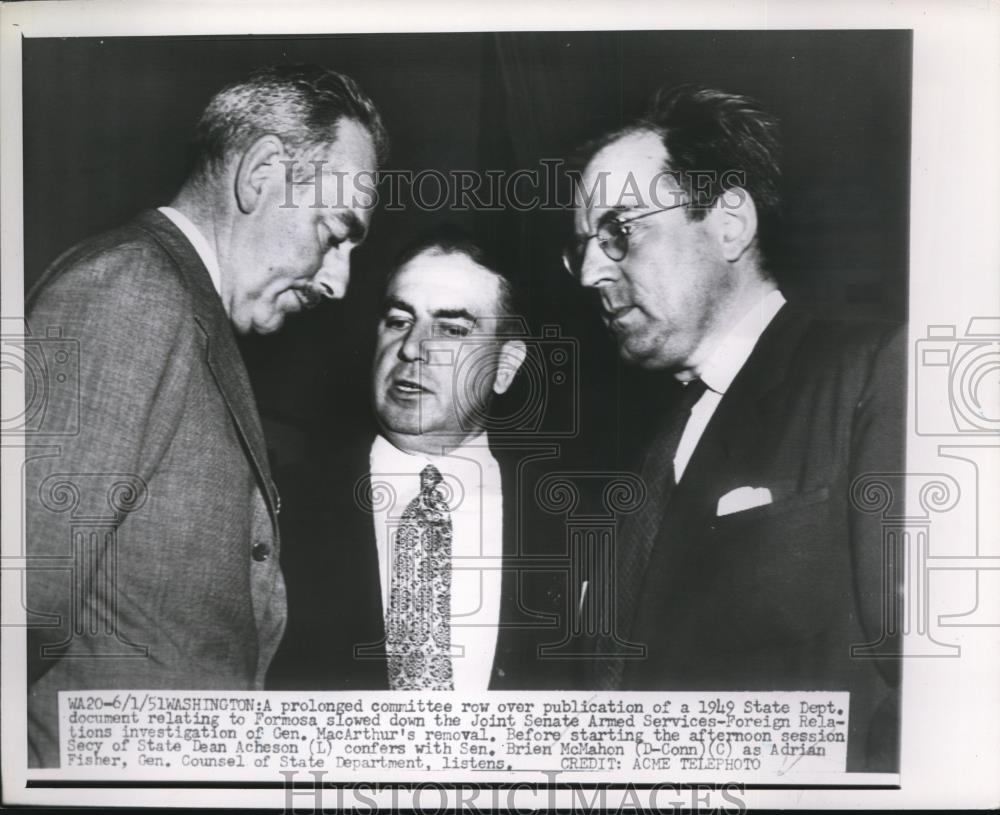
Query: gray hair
190 64 388 181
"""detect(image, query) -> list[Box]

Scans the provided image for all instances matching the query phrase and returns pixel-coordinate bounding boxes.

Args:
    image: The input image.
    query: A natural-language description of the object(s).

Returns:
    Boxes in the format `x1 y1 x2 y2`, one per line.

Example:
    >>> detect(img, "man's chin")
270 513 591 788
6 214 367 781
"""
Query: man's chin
375 400 422 433
617 336 676 371
249 322 283 336
248 309 288 336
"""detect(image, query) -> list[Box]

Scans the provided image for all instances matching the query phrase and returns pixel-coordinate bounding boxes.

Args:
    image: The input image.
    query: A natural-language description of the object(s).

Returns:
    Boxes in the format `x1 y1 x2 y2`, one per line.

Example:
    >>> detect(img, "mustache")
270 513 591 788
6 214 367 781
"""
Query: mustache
291 283 327 309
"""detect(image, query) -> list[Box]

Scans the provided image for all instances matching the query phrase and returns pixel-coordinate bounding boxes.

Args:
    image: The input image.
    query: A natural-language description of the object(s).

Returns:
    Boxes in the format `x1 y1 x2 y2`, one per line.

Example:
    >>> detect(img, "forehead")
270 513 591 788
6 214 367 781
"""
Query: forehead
576 130 670 216
305 118 378 216
586 130 667 184
314 117 377 172
387 251 502 316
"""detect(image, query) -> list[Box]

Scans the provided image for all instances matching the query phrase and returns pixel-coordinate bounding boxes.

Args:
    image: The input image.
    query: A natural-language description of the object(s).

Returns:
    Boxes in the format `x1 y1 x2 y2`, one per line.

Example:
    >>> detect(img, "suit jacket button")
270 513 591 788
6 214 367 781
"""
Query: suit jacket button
252 543 271 562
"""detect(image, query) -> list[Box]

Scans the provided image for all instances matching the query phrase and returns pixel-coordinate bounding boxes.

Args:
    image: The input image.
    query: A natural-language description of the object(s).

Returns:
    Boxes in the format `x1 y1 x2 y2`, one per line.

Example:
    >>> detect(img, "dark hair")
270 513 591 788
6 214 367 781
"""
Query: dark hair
580 84 782 267
389 225 524 328
190 64 389 181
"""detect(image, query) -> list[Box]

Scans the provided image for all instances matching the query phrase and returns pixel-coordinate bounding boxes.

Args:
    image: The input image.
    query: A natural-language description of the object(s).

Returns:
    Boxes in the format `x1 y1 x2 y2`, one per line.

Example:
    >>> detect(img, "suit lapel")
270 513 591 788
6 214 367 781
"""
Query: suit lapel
338 437 389 687
677 303 813 507
312 437 389 690
133 211 279 515
619 305 815 671
490 448 519 688
489 443 565 689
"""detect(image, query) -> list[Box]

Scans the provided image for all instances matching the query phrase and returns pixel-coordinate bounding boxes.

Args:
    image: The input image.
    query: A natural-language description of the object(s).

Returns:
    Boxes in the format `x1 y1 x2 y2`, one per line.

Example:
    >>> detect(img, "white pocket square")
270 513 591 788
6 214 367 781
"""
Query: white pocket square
716 486 773 516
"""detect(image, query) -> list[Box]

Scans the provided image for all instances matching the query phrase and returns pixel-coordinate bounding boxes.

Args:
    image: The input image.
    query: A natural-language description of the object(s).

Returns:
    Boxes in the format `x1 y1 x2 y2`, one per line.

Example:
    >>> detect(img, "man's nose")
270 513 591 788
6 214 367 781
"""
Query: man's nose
312 247 352 300
399 324 428 362
578 240 619 289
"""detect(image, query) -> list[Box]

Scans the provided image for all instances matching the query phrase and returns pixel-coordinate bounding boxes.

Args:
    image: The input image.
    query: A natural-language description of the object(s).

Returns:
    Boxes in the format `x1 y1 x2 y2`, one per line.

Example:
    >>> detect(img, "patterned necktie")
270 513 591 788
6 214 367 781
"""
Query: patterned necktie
386 463 454 690
595 378 709 687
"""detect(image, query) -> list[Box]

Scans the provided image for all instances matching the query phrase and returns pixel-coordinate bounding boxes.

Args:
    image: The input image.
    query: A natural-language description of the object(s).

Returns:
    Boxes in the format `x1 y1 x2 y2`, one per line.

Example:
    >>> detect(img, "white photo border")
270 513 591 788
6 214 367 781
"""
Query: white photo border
2 0 998 809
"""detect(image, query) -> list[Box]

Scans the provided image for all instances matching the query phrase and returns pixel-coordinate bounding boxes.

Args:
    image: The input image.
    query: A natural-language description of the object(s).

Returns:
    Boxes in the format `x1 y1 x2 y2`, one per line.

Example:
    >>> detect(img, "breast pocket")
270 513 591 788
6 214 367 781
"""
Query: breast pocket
697 486 844 645
709 486 830 532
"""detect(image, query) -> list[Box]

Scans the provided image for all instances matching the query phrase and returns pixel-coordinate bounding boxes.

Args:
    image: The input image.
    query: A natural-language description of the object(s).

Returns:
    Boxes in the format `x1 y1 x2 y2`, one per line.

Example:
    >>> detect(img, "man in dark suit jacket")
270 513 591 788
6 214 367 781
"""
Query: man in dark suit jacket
24 65 387 766
564 85 904 772
269 228 568 691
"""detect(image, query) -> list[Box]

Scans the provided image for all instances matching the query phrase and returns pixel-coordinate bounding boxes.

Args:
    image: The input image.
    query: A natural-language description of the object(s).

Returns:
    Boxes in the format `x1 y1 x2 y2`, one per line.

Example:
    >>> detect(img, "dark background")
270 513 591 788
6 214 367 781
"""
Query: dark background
22 30 911 478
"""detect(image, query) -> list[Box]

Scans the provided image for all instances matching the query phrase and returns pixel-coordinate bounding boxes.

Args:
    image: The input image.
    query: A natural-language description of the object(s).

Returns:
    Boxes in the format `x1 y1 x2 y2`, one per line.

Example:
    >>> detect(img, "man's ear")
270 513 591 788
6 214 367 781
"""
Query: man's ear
493 339 527 396
234 135 285 214
715 186 758 262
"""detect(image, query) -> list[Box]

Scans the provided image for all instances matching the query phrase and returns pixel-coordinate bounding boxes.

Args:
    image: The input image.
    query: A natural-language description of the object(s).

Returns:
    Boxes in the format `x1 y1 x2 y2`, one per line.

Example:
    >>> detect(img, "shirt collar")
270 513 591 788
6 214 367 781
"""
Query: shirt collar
157 206 222 298
693 288 786 395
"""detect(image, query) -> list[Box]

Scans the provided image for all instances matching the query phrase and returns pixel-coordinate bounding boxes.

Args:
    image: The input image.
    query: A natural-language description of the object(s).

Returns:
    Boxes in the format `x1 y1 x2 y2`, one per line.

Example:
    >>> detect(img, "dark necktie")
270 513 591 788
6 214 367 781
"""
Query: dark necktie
386 464 454 690
595 378 709 687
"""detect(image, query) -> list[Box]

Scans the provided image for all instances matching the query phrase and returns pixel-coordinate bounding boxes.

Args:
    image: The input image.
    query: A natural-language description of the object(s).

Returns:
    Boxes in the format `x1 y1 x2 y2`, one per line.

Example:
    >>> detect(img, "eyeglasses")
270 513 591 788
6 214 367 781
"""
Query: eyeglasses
562 201 691 279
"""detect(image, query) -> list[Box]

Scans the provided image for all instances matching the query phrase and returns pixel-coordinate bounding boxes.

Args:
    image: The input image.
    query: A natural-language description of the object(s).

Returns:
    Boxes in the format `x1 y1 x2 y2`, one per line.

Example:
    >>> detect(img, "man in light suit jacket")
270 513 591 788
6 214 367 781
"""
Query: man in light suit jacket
564 85 904 772
269 228 569 691
25 65 387 766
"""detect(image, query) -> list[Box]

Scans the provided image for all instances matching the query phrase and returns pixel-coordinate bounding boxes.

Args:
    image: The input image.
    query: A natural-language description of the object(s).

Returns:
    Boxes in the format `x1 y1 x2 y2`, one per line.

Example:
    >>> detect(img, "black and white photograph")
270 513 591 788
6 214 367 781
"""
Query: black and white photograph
1 0 997 810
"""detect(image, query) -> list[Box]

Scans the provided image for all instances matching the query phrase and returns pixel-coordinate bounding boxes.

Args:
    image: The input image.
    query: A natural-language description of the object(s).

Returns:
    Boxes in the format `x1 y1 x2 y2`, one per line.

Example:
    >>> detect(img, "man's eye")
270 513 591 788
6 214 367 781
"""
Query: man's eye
437 324 471 338
322 222 347 250
383 316 411 331
597 222 622 243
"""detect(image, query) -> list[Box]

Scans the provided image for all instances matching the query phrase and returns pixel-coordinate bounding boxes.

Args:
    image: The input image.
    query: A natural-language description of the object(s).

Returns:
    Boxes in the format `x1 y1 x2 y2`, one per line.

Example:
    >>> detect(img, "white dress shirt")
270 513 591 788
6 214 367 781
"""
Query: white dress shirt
157 206 222 297
673 289 787 481
369 433 504 692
